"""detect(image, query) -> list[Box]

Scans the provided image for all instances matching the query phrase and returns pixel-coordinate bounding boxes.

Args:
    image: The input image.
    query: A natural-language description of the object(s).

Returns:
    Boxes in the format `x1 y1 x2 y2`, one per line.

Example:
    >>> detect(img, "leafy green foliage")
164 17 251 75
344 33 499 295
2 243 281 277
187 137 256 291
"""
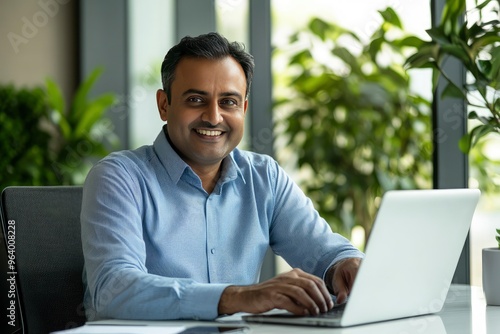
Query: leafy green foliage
406 0 500 242
0 86 58 187
405 0 500 153
46 68 119 184
0 68 118 190
496 228 500 248
273 9 432 239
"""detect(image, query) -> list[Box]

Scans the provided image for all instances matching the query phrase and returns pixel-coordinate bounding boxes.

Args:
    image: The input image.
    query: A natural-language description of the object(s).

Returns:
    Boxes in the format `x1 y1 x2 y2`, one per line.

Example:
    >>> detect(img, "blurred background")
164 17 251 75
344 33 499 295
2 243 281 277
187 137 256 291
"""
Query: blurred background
1 2 499 326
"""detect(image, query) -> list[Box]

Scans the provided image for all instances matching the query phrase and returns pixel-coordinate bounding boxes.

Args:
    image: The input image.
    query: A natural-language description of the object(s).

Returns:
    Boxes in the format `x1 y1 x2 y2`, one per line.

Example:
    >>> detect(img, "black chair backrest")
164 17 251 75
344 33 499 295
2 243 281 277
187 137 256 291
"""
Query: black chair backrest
0 186 86 334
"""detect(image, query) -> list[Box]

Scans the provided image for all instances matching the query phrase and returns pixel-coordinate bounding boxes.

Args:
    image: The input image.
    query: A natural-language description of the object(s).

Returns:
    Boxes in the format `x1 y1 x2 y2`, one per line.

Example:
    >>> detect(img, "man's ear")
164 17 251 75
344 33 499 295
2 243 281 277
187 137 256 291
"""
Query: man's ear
243 99 249 115
156 89 169 122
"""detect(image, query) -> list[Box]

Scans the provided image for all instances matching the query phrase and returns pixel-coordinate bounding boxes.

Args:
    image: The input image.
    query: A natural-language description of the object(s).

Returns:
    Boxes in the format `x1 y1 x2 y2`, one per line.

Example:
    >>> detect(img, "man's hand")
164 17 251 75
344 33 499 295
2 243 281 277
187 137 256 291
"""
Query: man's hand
326 257 361 305
218 268 333 316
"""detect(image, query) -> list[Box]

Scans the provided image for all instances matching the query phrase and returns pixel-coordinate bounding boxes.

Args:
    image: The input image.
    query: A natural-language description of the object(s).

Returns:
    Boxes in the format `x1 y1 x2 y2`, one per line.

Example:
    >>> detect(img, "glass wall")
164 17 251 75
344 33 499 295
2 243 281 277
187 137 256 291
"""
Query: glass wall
271 0 433 235
271 0 433 272
129 0 175 148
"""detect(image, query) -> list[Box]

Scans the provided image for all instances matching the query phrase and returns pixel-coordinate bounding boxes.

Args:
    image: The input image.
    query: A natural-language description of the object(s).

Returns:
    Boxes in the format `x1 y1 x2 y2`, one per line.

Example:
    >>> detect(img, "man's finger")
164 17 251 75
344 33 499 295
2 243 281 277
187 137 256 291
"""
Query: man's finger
270 291 311 315
289 269 333 312
329 258 361 304
335 288 348 304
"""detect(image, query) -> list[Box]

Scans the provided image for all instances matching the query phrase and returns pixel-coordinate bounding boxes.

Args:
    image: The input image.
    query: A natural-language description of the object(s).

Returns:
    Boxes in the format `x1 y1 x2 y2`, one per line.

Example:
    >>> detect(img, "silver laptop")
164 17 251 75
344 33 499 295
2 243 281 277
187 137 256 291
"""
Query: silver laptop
244 188 480 327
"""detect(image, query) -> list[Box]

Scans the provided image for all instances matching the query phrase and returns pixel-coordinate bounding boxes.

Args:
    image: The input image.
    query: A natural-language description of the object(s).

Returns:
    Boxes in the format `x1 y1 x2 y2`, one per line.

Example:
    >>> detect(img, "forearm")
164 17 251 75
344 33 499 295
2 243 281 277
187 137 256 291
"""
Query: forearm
218 285 273 315
218 285 243 315
88 268 230 320
323 257 362 304
324 265 336 294
323 258 352 293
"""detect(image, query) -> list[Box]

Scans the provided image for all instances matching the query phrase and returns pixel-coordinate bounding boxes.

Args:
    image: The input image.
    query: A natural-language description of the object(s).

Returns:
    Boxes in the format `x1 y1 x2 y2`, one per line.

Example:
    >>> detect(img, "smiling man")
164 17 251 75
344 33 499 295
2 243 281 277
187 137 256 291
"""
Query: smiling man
157 56 247 193
81 32 363 321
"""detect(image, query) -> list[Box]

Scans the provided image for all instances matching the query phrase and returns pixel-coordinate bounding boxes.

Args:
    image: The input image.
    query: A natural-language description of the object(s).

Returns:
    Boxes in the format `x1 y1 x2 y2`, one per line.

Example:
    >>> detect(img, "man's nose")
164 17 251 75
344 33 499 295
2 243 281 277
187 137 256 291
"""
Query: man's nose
202 102 223 125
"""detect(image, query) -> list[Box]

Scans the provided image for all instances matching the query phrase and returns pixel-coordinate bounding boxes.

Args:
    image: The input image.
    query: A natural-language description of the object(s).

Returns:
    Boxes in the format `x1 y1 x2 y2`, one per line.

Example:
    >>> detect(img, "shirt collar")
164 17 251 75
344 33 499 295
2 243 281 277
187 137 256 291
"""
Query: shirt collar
153 126 246 186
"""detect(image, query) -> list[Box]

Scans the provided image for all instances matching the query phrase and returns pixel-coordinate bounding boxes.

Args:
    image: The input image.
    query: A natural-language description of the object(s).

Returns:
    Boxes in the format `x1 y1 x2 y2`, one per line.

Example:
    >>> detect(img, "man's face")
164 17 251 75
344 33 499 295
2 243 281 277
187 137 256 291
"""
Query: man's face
157 56 248 171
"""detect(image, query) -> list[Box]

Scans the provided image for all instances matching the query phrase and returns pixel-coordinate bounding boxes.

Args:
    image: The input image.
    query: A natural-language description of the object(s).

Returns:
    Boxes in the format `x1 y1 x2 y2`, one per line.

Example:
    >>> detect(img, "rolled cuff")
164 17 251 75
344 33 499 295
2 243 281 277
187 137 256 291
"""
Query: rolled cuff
321 251 365 282
181 283 232 320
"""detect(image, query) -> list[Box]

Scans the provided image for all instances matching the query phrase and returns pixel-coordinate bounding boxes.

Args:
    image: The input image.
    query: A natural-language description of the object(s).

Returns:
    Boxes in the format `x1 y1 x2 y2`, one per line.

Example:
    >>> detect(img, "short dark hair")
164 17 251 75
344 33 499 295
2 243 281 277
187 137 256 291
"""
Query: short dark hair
160 32 254 103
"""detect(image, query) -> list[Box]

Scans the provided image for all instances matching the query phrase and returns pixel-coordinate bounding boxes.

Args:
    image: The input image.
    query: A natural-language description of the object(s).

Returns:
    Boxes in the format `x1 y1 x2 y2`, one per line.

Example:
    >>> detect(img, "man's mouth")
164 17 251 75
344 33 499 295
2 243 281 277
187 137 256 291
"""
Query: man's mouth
195 129 223 137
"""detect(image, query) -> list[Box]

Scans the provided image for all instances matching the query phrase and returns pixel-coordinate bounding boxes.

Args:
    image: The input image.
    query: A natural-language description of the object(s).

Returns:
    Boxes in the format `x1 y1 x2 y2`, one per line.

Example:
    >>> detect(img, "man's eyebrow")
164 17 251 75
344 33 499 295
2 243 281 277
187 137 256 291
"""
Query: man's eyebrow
182 89 244 101
181 89 208 96
220 91 244 101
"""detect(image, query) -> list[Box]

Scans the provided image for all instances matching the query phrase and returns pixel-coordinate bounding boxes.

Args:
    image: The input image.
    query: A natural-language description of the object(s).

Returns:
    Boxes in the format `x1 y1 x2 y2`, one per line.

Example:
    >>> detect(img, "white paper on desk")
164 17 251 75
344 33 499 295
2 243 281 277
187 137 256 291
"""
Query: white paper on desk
216 312 249 322
51 324 185 334
216 308 288 323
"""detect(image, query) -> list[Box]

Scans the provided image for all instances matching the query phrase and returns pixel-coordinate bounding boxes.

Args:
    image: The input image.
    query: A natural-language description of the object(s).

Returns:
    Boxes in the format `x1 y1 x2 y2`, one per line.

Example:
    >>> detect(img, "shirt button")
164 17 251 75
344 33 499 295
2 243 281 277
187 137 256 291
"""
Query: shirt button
211 248 216 254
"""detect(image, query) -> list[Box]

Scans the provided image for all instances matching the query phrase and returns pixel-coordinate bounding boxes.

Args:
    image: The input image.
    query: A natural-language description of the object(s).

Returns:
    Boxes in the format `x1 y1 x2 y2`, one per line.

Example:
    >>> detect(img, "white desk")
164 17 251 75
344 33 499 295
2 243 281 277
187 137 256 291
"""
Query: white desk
81 285 500 334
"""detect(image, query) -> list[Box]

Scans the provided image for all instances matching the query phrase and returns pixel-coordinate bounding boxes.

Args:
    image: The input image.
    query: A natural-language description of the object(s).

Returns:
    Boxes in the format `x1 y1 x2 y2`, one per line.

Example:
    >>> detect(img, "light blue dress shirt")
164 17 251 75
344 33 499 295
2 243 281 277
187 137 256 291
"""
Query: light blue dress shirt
81 127 363 321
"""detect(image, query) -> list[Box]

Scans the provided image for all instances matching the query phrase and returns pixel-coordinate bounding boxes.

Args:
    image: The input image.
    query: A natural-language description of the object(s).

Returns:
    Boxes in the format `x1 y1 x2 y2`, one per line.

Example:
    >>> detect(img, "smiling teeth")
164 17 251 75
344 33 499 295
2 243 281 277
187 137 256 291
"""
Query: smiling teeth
196 129 222 136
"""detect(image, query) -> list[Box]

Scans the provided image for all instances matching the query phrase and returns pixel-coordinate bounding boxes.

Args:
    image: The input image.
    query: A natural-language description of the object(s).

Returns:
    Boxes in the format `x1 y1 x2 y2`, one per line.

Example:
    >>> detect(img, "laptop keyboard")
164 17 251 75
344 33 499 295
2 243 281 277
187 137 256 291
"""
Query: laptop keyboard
265 302 346 319
315 302 346 318
316 302 346 318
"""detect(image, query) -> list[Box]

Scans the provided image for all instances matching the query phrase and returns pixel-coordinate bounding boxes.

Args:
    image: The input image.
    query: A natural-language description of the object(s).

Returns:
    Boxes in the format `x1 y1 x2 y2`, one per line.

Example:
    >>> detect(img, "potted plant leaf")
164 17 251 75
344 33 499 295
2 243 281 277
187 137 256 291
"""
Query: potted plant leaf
405 0 500 305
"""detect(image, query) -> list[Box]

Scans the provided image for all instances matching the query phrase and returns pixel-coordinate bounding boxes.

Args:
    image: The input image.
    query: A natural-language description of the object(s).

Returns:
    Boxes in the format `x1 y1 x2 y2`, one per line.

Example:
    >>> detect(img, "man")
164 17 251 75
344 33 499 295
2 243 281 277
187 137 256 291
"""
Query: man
81 32 363 321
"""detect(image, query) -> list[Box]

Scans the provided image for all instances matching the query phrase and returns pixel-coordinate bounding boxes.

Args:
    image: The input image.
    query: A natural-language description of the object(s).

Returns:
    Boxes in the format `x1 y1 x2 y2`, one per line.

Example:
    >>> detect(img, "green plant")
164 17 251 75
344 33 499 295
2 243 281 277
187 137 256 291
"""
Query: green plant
273 8 432 240
45 67 119 184
0 68 118 190
405 0 500 153
405 0 500 247
0 85 56 187
496 228 500 248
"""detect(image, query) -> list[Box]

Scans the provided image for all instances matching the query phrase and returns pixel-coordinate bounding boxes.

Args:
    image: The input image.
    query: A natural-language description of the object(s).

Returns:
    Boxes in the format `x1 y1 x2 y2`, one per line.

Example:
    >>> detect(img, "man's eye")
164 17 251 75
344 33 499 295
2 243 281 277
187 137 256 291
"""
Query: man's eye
187 97 203 103
220 99 237 106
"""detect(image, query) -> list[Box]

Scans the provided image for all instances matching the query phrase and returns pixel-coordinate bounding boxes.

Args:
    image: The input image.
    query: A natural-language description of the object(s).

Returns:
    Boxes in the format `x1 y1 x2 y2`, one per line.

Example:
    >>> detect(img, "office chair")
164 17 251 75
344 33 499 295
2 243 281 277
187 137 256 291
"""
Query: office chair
0 186 86 334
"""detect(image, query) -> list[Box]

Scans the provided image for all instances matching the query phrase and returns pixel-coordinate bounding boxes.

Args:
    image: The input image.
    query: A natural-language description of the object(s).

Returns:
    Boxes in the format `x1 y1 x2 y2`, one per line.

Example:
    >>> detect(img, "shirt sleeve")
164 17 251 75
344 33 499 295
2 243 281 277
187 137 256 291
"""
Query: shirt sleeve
267 160 364 279
81 158 230 320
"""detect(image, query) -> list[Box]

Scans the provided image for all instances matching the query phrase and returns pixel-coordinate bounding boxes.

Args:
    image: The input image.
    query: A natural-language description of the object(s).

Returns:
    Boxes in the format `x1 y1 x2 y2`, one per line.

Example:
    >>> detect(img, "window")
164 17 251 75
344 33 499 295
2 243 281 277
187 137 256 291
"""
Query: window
272 0 432 238
129 0 175 148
